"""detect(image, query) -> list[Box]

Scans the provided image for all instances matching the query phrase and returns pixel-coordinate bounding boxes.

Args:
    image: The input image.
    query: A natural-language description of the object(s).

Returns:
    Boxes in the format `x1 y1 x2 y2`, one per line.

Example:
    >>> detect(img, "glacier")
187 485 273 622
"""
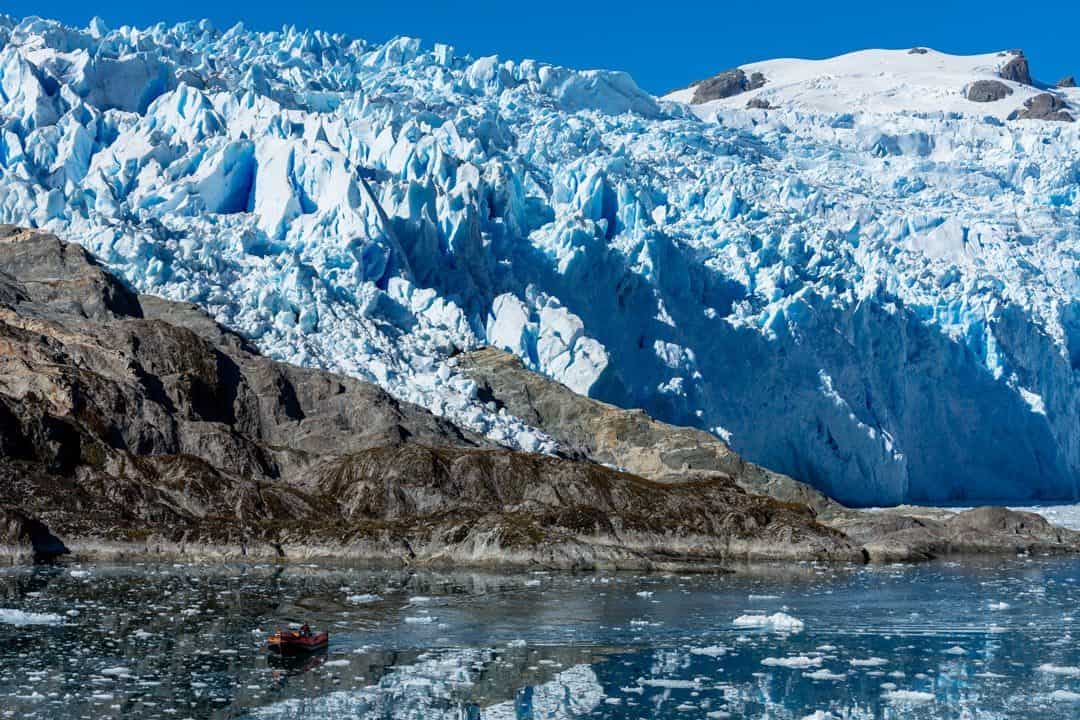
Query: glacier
2 15 1080 504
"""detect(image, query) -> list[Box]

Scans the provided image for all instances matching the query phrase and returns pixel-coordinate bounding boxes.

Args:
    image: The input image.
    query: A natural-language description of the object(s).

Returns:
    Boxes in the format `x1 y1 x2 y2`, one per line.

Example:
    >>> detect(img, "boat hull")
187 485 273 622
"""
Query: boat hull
268 630 329 655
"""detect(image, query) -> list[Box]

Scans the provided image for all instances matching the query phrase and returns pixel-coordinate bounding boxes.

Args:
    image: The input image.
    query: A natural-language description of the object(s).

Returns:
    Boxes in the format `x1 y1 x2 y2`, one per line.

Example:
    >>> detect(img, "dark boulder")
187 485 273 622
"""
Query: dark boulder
999 53 1031 85
908 47 929 55
691 68 767 104
1058 76 1077 88
1008 92 1075 122
746 97 772 109
964 80 1013 103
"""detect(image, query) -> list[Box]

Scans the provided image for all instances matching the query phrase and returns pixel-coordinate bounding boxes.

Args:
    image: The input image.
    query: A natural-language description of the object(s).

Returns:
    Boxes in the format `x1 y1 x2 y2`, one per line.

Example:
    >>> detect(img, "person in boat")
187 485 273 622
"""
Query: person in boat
300 623 312 638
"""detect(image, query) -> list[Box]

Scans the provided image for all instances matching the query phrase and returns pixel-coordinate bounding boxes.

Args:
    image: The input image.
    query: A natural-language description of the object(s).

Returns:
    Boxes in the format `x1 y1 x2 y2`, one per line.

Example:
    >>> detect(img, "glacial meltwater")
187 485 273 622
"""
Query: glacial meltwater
1 559 1079 719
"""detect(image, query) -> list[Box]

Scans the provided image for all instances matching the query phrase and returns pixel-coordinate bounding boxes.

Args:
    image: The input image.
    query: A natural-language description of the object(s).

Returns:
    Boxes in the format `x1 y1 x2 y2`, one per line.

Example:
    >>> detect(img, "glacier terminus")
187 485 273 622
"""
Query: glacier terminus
2 15 1080 505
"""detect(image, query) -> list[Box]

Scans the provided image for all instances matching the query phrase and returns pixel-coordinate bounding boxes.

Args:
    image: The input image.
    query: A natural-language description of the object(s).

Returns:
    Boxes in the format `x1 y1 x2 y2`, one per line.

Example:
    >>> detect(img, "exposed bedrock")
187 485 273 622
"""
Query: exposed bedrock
0 228 860 568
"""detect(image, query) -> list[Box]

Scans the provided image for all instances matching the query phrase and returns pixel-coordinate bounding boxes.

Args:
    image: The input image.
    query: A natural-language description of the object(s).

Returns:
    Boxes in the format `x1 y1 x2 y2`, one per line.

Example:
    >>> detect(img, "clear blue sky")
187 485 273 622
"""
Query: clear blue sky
5 1 1079 93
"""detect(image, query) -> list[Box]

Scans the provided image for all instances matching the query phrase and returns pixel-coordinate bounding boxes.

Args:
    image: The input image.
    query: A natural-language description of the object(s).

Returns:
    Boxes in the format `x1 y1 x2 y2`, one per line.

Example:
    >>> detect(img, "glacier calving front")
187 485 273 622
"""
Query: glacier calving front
2 15 1079 504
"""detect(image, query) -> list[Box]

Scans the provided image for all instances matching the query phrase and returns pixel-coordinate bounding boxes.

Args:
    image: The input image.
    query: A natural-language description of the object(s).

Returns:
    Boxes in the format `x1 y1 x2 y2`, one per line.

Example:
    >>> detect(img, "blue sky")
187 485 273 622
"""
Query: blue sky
5 0 1078 93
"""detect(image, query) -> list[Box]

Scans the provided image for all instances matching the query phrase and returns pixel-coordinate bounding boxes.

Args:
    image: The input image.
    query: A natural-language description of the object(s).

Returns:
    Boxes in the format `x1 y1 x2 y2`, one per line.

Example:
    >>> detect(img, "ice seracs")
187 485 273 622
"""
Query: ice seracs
3 16 1080 505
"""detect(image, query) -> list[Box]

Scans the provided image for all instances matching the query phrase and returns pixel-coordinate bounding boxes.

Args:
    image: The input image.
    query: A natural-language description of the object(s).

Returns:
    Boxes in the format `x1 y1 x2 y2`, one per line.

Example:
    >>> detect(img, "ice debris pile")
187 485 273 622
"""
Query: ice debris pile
2 16 1080 504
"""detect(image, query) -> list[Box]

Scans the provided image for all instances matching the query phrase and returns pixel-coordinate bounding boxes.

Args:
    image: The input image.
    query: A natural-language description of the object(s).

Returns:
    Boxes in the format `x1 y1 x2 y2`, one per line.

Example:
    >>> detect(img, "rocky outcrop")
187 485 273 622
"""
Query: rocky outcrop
1008 92 1075 122
0 228 860 568
460 347 841 515
691 68 766 104
828 506 1080 561
746 97 773 110
964 79 1013 102
1058 76 1077 88
908 47 929 55
999 52 1031 85
459 347 1080 561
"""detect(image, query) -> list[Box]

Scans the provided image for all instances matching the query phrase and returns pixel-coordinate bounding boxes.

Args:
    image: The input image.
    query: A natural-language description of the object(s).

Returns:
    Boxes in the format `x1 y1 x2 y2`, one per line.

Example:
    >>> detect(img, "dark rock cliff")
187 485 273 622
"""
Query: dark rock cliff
0 227 859 568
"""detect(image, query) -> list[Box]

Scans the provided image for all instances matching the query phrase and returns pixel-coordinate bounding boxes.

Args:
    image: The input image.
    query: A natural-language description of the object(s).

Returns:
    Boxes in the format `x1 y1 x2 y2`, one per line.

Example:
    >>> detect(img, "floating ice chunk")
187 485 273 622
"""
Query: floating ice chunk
0 609 63 626
989 601 1010 611
404 616 437 624
803 669 846 681
1038 664 1080 677
882 689 935 704
689 646 729 657
1050 690 1080 703
346 594 381 604
850 657 889 667
761 655 822 668
637 678 700 689
732 612 804 632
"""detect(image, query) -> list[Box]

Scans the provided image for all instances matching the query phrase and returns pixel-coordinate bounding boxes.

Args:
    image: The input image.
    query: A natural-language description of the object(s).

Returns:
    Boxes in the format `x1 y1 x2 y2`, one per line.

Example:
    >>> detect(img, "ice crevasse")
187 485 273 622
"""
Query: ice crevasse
2 15 1080 505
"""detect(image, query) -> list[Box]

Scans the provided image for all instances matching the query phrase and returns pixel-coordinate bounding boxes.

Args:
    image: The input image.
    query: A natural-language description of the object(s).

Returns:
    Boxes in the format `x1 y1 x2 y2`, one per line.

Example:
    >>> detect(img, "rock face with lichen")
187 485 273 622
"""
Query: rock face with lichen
0 227 860 568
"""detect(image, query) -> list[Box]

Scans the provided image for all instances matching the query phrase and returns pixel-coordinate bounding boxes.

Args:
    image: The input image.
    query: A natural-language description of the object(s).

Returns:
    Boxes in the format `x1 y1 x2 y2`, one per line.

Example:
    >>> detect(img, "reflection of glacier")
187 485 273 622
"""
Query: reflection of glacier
246 650 603 719
5 16 1080 503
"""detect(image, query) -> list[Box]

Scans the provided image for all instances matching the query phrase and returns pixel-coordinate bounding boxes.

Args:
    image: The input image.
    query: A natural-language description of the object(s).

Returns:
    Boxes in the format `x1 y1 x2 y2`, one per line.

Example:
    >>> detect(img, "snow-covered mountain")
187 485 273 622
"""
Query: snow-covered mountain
666 48 1076 117
2 15 1079 505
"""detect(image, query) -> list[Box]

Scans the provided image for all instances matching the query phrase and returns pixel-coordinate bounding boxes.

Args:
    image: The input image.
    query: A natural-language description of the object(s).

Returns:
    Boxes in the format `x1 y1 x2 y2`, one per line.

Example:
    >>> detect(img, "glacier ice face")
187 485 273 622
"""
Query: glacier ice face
2 15 1080 504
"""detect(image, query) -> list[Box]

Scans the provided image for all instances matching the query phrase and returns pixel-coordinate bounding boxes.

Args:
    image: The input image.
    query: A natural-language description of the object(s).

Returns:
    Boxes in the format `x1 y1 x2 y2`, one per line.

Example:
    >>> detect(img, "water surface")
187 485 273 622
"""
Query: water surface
2 557 1078 719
